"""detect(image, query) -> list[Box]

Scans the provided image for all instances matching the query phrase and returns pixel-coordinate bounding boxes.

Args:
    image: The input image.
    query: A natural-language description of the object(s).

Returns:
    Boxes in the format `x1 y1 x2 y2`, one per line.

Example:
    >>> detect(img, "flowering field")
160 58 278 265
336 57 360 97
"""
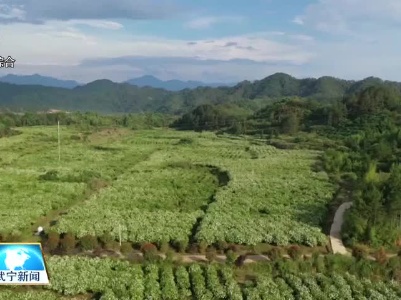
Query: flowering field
0 127 334 246
0 256 400 299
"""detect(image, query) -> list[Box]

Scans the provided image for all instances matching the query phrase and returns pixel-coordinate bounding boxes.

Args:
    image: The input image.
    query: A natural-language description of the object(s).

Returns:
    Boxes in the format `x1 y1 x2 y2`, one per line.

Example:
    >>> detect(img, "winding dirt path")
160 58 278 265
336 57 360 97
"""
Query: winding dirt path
132 253 273 264
330 202 353 255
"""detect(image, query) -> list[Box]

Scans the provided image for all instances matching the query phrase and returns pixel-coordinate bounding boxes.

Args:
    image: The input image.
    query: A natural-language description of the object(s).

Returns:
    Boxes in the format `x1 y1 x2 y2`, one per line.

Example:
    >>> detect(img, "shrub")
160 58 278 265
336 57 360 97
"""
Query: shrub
287 245 303 260
105 241 120 251
46 231 60 252
227 244 240 252
141 243 159 262
120 242 133 255
312 254 326 273
39 170 59 181
216 240 228 252
352 244 369 260
188 243 198 254
79 235 98 251
268 247 284 261
60 233 76 253
70 134 82 140
89 178 109 191
225 249 239 265
99 233 114 246
235 255 247 267
198 241 208 254
205 247 217 263
165 250 175 262
174 239 188 253
176 138 194 145
374 247 388 265
158 240 170 254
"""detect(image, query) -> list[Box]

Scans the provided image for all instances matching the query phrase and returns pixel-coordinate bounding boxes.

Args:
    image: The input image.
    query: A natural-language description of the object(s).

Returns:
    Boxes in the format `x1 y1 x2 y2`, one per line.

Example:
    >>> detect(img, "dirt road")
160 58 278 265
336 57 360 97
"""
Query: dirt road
330 202 352 255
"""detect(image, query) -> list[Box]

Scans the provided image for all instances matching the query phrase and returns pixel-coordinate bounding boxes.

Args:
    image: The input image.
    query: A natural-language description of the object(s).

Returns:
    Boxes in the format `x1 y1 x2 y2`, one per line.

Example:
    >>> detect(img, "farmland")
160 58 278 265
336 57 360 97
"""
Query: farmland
1 256 401 299
2 125 401 299
0 126 334 246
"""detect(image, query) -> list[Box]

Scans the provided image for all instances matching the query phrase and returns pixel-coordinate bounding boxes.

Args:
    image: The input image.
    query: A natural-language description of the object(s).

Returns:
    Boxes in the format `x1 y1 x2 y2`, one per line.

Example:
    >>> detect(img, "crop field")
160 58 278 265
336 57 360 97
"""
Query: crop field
0 256 400 299
0 126 334 246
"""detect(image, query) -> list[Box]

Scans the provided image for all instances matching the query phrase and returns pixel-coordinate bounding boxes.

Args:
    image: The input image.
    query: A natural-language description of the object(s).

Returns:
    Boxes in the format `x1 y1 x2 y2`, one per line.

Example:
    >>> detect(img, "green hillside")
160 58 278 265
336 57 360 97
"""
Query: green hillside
1 73 401 114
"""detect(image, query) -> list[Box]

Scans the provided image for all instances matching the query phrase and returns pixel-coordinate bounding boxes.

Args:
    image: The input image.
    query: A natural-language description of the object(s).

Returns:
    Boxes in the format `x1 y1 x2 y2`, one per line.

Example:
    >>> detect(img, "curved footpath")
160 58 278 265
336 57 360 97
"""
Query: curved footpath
330 202 353 255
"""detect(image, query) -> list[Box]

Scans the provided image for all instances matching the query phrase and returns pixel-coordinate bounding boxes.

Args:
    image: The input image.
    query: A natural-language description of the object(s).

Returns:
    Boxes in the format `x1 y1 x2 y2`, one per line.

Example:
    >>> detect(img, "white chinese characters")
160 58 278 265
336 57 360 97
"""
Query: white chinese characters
0 56 16 68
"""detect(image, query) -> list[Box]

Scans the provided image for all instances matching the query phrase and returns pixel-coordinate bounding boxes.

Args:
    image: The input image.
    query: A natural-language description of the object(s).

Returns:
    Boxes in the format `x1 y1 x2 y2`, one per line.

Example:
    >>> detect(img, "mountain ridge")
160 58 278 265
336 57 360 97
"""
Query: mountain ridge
0 73 236 91
124 75 235 91
0 72 400 114
0 74 81 89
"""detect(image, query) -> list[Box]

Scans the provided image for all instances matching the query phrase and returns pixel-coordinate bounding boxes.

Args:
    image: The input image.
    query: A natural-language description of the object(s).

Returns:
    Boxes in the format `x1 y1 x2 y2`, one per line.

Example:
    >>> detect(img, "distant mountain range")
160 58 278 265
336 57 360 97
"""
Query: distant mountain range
124 75 235 91
0 73 399 114
0 74 235 91
0 74 81 89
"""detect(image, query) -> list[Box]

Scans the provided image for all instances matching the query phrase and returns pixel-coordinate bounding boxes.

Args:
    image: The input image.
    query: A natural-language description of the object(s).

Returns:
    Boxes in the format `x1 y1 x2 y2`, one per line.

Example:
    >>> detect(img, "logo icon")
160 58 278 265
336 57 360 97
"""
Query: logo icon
0 243 49 285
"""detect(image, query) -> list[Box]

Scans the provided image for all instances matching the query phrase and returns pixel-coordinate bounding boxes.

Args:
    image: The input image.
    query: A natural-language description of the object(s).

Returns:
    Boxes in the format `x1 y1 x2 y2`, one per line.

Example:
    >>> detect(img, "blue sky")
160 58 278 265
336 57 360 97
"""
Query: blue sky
0 0 400 83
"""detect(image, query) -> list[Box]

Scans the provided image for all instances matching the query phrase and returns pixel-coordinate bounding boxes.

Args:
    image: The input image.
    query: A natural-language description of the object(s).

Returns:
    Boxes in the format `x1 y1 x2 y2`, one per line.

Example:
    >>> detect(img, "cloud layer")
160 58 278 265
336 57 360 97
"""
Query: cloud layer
294 0 401 34
0 0 180 23
185 16 244 29
1 0 401 84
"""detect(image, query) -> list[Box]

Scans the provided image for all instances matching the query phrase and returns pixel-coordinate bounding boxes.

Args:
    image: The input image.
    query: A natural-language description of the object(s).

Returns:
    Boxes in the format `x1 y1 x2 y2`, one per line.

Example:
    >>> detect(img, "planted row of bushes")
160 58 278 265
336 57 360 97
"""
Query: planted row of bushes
43 231 315 261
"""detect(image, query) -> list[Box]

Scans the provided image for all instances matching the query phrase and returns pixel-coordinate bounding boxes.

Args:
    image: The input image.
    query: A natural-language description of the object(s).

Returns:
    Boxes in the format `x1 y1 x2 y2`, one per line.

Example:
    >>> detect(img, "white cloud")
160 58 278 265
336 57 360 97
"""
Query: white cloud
0 4 26 20
294 0 401 34
185 16 244 29
0 0 180 23
0 18 316 82
0 22 313 66
64 20 123 30
292 16 303 25
2 1 401 84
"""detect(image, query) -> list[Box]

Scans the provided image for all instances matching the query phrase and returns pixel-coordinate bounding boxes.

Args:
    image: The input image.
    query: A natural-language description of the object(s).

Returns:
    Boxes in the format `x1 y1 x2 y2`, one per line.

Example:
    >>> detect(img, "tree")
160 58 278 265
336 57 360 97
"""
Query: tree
383 164 401 228
280 112 299 134
361 182 384 227
79 235 98 251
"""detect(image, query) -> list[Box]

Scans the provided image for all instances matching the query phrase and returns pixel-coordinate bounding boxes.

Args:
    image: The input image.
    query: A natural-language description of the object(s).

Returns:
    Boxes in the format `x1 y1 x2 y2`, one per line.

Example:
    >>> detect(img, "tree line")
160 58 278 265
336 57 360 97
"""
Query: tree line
0 111 176 137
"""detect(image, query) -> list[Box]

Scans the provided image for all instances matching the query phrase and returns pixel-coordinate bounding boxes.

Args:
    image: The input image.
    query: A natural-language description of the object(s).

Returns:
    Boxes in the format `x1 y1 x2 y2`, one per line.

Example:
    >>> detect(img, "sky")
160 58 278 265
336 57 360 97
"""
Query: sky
0 0 400 83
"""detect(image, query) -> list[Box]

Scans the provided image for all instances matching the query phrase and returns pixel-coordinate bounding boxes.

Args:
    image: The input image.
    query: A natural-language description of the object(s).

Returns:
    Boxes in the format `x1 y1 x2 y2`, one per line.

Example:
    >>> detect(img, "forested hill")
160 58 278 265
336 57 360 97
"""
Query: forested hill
1 73 401 114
